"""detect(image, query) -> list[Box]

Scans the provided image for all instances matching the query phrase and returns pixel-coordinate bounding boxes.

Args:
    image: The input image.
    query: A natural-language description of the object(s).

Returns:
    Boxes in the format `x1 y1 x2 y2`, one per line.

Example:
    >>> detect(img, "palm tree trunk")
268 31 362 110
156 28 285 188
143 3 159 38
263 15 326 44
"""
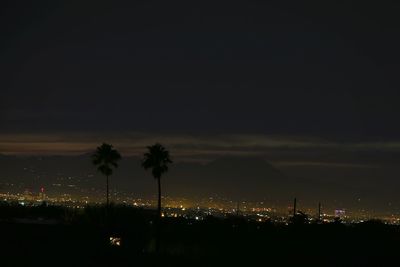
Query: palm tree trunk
157 177 161 219
106 175 109 207
156 176 161 252
106 175 109 229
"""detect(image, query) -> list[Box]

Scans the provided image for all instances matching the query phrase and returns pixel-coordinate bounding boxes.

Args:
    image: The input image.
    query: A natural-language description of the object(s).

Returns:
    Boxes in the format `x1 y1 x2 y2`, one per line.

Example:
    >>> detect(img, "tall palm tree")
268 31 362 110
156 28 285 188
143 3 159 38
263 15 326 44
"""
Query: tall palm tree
142 143 172 219
92 143 121 207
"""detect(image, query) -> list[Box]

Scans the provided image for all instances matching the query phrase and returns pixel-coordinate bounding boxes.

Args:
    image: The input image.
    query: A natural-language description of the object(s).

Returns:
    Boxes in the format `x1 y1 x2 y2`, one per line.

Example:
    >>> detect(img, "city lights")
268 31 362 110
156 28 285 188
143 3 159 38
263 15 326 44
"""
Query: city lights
109 237 121 246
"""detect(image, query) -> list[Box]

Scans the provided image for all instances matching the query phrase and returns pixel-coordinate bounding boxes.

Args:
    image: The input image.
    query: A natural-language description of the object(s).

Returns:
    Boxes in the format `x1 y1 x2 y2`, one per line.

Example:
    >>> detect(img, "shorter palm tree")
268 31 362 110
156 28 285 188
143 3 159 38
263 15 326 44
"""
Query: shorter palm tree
92 143 121 207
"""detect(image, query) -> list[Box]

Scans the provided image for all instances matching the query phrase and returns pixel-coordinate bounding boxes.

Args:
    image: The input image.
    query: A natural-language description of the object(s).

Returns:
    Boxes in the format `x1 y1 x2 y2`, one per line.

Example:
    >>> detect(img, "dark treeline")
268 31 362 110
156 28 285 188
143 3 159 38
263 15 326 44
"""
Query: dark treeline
0 203 399 267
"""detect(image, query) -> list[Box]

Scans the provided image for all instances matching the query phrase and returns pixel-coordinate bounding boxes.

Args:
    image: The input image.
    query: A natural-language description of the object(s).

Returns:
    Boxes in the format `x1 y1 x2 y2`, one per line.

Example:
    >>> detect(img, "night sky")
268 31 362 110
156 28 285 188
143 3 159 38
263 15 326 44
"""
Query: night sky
1 1 400 211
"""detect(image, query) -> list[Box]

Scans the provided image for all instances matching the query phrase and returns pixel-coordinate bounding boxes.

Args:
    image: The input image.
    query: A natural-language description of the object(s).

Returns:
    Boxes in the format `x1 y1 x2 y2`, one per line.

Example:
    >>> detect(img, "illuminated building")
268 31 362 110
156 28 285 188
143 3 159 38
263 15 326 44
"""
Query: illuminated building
38 187 47 201
335 209 346 218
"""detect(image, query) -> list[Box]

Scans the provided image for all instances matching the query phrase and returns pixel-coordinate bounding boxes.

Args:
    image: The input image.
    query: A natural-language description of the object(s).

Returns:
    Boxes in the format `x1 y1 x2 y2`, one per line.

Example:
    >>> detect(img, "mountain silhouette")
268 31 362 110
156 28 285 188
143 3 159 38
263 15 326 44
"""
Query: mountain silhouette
1 154 400 210
167 157 288 199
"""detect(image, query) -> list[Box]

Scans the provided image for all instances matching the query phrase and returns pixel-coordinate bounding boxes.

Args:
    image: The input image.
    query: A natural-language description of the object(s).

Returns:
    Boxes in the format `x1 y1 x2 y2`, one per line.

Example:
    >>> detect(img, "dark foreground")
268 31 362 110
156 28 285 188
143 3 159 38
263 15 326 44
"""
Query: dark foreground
0 204 399 267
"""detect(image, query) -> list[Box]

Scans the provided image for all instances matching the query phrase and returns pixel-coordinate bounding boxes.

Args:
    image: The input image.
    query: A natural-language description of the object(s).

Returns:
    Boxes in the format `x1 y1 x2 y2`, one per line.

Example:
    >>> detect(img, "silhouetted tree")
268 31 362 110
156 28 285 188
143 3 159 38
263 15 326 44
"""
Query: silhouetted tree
333 217 342 224
142 143 172 220
290 211 309 225
142 143 172 252
92 143 121 207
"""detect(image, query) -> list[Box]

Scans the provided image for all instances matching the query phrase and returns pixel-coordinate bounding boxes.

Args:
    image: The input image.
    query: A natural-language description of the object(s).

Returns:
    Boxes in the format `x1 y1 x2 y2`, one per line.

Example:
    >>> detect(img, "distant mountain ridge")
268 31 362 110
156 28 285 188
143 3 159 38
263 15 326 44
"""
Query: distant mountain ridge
0 154 290 199
1 154 400 210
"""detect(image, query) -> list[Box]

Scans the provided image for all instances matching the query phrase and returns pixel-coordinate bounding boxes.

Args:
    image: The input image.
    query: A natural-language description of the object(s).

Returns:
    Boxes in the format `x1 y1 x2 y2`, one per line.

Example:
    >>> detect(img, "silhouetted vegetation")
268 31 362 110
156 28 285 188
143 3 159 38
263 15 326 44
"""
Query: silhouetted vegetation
289 211 309 225
1 147 396 266
92 143 121 207
0 204 398 267
141 143 173 252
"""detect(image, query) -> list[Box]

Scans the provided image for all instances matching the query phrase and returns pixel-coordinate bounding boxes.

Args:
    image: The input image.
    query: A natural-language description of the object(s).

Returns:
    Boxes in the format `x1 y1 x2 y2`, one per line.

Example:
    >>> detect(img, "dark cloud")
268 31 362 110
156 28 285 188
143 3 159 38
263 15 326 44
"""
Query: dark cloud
1 1 400 139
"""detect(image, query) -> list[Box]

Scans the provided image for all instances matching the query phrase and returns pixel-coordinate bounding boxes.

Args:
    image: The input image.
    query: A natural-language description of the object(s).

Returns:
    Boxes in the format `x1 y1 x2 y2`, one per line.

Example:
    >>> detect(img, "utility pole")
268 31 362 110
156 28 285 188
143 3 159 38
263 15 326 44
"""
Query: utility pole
293 197 297 216
236 201 240 216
